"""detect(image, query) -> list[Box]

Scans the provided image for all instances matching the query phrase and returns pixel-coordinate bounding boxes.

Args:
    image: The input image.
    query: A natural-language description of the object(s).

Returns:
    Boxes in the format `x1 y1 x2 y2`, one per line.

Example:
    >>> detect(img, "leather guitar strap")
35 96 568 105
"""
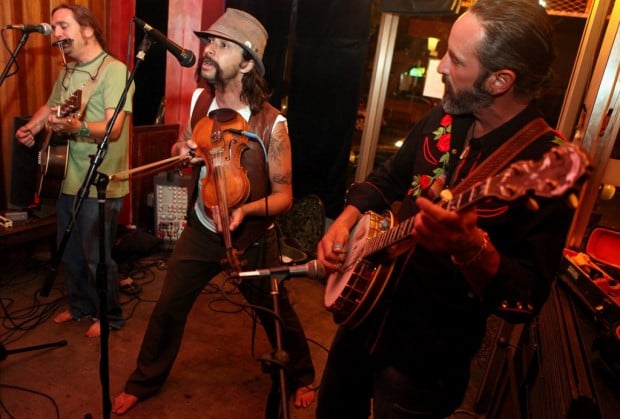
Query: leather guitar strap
73 54 111 118
450 117 553 196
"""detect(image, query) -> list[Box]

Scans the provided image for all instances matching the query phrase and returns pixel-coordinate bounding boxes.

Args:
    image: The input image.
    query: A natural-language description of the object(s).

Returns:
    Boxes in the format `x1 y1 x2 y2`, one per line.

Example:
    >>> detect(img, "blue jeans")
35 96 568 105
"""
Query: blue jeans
57 193 124 329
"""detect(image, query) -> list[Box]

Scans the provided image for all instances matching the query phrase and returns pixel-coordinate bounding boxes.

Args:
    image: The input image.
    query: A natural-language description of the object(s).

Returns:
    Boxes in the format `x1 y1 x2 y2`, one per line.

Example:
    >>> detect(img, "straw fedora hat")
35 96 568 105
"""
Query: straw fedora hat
194 8 268 75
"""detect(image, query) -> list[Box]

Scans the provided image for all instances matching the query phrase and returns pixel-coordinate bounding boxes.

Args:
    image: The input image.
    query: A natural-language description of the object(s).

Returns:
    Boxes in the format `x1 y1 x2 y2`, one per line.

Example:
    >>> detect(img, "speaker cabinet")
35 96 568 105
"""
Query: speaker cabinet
9 116 43 209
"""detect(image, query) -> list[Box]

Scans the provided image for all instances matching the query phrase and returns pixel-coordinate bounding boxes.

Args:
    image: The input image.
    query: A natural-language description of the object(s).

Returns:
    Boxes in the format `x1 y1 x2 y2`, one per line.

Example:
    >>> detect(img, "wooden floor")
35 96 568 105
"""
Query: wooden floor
1 245 336 419
1 242 484 419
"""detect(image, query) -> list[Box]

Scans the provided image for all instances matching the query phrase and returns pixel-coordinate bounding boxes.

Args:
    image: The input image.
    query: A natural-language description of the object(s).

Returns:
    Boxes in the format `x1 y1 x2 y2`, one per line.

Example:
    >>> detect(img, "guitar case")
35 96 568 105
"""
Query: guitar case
558 227 620 383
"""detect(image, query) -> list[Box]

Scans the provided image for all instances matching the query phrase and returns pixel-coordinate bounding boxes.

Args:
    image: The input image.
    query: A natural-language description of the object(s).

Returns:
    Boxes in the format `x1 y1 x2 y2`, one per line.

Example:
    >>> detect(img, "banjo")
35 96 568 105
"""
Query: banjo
324 143 591 328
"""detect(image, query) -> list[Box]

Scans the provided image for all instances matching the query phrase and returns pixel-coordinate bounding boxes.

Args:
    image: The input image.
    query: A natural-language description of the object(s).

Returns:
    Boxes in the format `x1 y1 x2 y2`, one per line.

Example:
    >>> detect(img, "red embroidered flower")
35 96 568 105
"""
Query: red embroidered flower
440 114 452 126
409 113 453 198
419 174 432 190
437 133 451 153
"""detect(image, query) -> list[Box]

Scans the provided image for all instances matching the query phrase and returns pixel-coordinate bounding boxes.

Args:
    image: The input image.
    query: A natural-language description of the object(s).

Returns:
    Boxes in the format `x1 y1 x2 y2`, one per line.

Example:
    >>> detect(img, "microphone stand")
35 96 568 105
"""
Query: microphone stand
40 36 152 419
0 31 75 377
248 272 292 419
0 31 30 87
0 31 30 163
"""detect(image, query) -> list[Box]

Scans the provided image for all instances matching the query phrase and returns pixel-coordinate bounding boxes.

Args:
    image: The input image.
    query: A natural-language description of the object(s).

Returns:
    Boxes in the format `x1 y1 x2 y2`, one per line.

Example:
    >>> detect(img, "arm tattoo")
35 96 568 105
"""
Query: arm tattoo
272 174 290 185
269 123 292 185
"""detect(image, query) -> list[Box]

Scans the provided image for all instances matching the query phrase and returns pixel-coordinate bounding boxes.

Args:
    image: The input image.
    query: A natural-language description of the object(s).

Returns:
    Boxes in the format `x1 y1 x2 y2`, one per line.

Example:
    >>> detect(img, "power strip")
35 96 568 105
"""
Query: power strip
153 171 193 243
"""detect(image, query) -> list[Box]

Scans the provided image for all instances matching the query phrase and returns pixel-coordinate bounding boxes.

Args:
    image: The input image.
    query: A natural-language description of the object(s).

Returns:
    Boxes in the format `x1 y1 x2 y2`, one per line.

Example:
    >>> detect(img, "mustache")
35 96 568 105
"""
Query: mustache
441 75 454 93
202 57 219 68
53 39 73 47
201 57 224 86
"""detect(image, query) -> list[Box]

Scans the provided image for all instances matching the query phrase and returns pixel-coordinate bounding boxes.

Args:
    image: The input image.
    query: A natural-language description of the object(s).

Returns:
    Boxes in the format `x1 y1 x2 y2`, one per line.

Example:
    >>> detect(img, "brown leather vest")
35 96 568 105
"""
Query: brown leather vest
189 87 280 251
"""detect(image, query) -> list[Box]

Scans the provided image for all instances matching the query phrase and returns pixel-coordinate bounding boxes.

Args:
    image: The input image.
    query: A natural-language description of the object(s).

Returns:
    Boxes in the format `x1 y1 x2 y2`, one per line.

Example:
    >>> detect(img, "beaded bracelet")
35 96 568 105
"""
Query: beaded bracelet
451 229 490 267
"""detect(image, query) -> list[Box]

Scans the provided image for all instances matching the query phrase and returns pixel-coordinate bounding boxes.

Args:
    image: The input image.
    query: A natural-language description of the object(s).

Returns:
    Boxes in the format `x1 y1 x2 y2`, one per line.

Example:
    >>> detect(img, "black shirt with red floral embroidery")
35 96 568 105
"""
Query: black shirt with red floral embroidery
345 103 575 368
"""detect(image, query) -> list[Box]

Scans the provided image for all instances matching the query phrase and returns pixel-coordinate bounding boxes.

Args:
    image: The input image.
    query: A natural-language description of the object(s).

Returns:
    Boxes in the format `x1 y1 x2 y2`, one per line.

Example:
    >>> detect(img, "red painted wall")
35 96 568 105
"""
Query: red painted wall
164 0 225 130
112 0 225 225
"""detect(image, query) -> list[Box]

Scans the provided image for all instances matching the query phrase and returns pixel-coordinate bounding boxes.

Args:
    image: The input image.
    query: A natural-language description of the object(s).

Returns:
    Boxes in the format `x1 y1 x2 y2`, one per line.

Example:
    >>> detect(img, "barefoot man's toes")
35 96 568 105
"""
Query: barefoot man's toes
293 385 316 408
53 311 74 324
112 392 139 415
86 321 101 338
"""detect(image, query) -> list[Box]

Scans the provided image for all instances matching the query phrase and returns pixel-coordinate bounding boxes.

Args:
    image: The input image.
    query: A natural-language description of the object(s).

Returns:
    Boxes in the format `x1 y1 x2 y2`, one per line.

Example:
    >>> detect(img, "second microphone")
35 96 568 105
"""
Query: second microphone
133 17 195 68
230 260 327 280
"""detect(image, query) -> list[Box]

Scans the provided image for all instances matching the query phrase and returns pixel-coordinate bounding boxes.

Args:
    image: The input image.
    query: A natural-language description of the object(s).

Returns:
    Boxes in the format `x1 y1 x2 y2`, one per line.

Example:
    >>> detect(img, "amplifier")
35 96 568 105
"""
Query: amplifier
153 171 193 244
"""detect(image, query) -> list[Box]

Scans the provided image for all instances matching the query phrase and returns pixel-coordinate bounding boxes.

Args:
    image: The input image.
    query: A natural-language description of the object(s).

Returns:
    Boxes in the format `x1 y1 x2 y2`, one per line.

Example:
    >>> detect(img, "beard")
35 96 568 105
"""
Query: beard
441 73 493 115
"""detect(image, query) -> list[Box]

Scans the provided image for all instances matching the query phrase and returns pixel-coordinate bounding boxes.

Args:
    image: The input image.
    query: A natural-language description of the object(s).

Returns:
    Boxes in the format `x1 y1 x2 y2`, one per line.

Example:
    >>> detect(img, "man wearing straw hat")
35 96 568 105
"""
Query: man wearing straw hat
113 8 315 417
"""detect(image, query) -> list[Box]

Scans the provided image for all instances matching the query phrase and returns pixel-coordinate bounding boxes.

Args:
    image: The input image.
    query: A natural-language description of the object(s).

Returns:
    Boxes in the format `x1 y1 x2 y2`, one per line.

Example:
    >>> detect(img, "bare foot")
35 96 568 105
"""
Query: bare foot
53 310 74 324
293 385 315 408
112 392 139 415
86 321 100 338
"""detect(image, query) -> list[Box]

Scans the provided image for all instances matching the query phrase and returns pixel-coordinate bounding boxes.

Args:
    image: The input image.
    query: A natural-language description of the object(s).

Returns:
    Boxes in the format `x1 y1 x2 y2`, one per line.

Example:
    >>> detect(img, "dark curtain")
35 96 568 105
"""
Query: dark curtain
133 0 168 125
225 0 292 108
228 0 373 219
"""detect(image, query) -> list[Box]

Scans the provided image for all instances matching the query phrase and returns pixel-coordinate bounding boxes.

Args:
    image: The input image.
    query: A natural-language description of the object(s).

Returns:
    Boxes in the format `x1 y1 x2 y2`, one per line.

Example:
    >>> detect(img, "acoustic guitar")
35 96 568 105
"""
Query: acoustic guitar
324 143 591 328
38 89 82 199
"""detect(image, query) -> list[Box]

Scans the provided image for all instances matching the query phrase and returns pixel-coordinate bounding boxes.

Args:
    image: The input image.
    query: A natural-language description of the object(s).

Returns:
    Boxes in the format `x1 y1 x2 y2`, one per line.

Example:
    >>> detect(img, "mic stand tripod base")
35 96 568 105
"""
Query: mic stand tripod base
240 273 292 419
0 340 68 361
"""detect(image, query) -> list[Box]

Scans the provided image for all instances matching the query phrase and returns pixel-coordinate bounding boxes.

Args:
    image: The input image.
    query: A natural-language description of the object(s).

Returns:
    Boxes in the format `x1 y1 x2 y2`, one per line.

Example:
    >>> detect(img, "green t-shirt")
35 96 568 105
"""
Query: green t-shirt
48 51 134 198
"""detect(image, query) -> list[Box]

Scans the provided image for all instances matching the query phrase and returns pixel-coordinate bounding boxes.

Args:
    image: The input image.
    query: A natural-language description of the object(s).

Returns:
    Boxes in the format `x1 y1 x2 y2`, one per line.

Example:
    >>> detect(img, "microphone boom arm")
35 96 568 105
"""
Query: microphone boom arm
0 30 30 88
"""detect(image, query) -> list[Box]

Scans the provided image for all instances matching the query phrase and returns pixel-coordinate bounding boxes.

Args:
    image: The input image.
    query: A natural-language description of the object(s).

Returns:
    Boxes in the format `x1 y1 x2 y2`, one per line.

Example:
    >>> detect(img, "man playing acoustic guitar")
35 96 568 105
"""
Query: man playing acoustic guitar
316 0 585 417
15 4 134 338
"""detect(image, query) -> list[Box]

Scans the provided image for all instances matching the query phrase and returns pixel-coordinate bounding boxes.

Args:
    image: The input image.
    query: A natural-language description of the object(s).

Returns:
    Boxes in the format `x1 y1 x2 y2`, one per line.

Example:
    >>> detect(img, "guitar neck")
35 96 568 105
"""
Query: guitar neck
367 182 485 257
439 181 487 212
364 144 590 261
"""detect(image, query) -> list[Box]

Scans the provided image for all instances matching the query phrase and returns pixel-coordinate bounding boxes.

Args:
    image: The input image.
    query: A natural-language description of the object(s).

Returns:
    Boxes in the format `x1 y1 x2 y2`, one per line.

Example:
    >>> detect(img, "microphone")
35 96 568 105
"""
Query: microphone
231 260 326 280
3 23 52 35
133 17 196 68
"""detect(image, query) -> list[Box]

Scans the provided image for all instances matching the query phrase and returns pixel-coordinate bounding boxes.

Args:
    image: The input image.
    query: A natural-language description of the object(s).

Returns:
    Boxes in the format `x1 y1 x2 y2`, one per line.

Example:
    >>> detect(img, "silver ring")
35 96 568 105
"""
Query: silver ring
332 243 344 251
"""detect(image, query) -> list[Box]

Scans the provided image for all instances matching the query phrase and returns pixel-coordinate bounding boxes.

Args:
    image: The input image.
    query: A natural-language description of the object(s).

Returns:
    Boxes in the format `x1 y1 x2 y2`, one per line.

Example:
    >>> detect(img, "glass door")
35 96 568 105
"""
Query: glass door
352 0 595 184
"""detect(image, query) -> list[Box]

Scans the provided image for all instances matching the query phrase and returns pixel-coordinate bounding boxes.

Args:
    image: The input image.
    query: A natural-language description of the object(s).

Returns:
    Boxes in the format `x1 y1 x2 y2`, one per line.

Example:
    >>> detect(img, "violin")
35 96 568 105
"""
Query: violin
192 108 252 272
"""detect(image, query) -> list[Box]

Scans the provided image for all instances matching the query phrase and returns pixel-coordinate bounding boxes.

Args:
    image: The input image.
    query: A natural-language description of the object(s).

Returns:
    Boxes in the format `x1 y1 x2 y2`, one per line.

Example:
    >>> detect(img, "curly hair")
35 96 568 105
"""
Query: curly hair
469 0 555 100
